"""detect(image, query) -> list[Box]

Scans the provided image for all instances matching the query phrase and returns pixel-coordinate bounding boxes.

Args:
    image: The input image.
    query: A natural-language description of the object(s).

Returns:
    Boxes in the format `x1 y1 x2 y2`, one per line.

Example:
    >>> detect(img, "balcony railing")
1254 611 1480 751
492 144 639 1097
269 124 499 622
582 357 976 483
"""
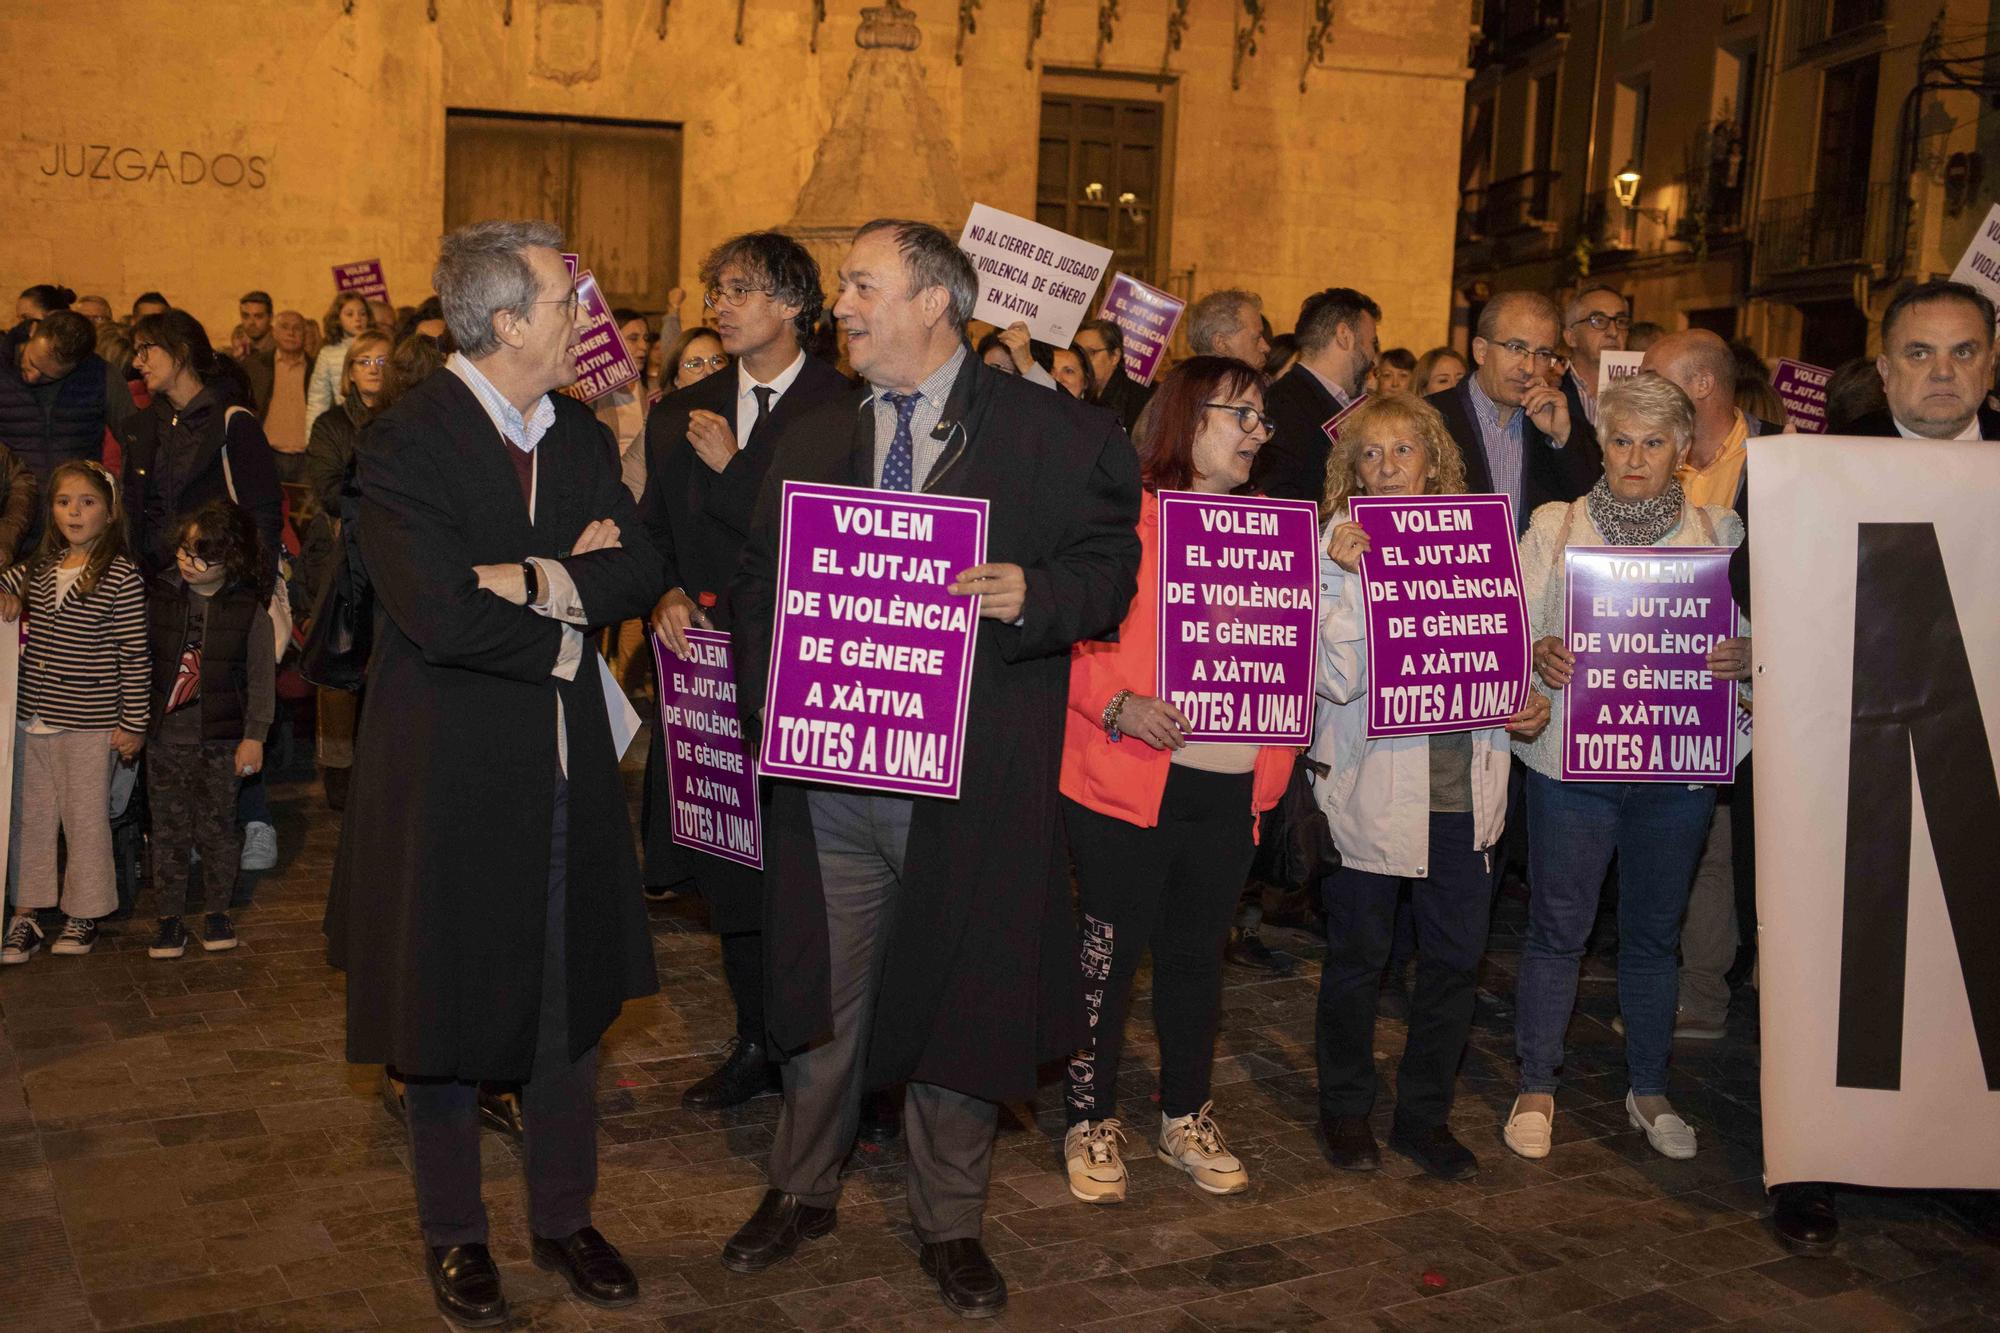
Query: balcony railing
1754 183 1898 276
1458 169 1562 245
1472 0 1567 65
1795 0 1886 50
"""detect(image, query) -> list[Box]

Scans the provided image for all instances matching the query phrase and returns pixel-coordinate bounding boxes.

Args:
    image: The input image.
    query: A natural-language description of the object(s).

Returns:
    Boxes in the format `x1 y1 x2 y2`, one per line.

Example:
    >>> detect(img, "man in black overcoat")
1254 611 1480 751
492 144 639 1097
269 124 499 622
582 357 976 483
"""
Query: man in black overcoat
1426 290 1594 537
721 220 1141 1317
324 221 662 1328
1249 286 1380 503
1074 317 1154 437
639 231 850 1111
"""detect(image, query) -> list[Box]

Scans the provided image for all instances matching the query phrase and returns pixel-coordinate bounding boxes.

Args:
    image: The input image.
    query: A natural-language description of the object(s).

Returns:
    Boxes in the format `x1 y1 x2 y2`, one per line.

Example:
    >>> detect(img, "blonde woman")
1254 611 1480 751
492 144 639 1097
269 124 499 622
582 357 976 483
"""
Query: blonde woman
1309 394 1547 1180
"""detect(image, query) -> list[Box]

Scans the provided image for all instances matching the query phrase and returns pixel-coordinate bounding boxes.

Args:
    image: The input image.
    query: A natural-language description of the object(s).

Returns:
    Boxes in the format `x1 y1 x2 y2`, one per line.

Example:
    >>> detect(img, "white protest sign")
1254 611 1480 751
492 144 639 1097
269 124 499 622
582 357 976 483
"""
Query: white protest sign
1947 202 2000 330
1596 349 1647 400
958 203 1113 347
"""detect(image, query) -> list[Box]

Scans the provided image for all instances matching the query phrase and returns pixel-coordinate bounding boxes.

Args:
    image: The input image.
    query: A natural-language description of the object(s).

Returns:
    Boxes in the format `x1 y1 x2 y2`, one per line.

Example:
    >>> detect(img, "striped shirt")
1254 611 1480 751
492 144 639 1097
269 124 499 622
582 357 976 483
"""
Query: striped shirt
2 554 150 733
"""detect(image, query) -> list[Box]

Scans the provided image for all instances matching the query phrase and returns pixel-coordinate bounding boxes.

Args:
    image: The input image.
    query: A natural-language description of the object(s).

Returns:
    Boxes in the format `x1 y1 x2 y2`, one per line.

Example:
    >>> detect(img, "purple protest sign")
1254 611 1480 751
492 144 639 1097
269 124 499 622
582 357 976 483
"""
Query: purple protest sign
652 629 761 868
331 258 388 303
759 482 987 799
561 252 578 279
1156 491 1318 745
1562 547 1738 782
1321 393 1367 446
1771 359 1831 434
561 270 641 403
1099 273 1185 386
1348 494 1530 738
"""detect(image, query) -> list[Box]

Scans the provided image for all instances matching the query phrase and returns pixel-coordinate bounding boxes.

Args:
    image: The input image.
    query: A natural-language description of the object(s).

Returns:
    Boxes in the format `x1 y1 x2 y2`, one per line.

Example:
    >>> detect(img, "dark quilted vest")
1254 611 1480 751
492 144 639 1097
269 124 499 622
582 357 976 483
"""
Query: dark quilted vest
148 581 257 742
0 329 109 482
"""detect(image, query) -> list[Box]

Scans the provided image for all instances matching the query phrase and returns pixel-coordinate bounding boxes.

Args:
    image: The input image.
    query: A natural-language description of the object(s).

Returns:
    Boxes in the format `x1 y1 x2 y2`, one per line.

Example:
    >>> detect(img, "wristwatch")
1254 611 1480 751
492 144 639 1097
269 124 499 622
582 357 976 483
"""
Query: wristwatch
520 559 540 606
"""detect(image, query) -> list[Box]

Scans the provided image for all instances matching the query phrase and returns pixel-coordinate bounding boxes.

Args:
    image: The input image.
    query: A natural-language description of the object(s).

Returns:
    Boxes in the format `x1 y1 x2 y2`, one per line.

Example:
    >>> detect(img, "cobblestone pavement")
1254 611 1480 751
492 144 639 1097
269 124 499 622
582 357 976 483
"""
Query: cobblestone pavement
2 758 1996 1332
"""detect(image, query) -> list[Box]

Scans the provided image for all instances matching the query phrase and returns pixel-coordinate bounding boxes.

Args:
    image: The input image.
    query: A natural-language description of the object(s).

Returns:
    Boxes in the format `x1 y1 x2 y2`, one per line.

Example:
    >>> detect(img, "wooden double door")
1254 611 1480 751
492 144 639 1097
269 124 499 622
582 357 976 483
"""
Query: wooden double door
445 111 682 311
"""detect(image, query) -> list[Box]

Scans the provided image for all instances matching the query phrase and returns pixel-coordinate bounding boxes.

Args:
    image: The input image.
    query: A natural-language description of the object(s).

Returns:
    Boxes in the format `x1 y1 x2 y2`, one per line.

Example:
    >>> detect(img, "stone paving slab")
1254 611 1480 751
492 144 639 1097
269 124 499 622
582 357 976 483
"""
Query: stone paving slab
0 760 1994 1332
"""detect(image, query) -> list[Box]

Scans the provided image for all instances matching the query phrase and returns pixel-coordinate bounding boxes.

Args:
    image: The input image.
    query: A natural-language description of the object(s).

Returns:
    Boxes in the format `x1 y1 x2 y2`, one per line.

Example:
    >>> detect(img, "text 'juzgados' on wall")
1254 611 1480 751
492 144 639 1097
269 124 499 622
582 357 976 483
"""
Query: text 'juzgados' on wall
36 144 270 189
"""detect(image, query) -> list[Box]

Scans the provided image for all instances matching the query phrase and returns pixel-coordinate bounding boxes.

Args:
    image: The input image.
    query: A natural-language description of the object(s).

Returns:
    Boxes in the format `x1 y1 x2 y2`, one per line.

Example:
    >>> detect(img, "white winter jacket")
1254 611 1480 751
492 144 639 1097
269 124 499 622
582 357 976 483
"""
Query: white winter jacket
1306 516 1513 879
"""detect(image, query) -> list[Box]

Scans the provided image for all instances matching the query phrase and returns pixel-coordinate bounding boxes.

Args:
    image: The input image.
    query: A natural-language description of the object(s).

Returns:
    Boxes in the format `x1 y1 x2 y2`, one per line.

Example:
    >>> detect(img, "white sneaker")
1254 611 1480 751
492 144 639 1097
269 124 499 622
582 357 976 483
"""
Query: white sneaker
240 821 278 871
1063 1119 1128 1204
1157 1102 1249 1195
1626 1091 1697 1160
1 915 43 965
1503 1096 1553 1159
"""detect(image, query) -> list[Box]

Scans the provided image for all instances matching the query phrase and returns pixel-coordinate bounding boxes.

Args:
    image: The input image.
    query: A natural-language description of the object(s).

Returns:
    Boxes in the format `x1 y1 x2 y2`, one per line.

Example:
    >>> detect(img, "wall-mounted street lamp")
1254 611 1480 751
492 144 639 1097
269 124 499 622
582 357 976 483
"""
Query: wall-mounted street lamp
1613 162 1643 210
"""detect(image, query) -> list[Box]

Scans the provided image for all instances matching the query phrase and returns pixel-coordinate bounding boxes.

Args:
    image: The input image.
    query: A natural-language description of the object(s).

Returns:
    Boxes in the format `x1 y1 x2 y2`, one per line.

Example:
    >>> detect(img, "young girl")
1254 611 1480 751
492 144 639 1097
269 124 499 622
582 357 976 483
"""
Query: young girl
146 499 275 959
0 462 149 964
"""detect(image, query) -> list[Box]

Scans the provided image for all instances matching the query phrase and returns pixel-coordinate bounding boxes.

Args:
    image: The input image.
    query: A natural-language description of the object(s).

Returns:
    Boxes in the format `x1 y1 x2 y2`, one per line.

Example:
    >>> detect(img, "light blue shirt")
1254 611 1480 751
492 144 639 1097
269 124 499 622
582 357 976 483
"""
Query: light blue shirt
1466 373 1525 511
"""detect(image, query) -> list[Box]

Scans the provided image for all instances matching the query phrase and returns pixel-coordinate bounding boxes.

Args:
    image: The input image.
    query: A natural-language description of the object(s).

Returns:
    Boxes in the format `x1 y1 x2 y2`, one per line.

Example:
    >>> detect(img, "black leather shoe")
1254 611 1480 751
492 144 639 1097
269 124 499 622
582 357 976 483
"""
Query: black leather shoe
857 1086 903 1144
1225 927 1296 976
425 1243 508 1328
1771 1182 1839 1253
1320 1114 1380 1172
682 1038 782 1112
1387 1122 1479 1181
919 1237 1007 1318
531 1226 638 1308
721 1188 836 1273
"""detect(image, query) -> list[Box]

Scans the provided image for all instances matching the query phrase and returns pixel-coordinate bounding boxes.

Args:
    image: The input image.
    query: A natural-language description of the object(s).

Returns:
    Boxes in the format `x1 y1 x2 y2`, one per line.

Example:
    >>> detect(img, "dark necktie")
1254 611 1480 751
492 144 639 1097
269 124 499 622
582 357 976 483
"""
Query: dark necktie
746 384 774 449
881 391 919 492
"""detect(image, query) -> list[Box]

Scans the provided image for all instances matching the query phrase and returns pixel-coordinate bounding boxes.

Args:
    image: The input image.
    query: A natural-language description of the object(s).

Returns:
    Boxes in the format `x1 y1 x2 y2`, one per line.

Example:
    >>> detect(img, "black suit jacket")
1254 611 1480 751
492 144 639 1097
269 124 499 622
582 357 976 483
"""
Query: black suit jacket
1427 377 1593 535
634 354 849 901
733 354 1141 1102
1561 367 1603 489
1096 366 1155 437
1252 363 1345 502
1843 406 2000 441
638 355 852 630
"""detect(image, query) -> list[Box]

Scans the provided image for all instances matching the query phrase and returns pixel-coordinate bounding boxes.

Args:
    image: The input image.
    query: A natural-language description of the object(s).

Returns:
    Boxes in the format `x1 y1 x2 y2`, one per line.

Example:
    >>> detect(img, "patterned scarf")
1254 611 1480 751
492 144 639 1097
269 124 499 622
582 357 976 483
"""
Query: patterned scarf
1586 475 1687 547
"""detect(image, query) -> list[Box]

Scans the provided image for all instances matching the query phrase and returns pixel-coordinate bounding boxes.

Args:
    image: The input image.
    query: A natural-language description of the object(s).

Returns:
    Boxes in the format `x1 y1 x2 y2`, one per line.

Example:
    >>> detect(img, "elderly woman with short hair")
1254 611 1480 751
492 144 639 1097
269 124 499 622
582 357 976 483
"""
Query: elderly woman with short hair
1311 395 1548 1182
1505 371 1748 1165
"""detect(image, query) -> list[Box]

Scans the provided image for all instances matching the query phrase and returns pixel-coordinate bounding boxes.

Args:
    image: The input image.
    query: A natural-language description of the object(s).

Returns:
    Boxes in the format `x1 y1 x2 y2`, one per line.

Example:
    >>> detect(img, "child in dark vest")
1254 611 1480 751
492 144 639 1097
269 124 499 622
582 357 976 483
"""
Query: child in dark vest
0 461 149 964
146 499 275 958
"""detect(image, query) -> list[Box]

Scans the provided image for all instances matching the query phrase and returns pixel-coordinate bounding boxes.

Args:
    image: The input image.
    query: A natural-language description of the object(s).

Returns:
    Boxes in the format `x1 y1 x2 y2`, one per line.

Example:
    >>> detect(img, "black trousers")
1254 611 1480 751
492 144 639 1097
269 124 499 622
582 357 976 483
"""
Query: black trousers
404 779 598 1248
1316 811 1491 1131
1063 766 1255 1126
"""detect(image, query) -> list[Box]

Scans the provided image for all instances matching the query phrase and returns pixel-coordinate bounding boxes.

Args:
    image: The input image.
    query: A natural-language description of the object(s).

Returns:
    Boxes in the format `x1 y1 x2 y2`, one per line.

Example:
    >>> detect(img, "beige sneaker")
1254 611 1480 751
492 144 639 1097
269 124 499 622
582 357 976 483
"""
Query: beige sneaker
1063 1119 1128 1204
1157 1102 1249 1195
1503 1095 1553 1160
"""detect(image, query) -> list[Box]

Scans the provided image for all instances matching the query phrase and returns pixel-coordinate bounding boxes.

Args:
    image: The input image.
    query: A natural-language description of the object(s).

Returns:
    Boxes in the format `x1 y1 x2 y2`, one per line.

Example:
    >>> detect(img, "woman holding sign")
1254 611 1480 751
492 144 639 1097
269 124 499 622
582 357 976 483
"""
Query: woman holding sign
1311 395 1550 1181
1508 372 1749 1164
1057 357 1295 1206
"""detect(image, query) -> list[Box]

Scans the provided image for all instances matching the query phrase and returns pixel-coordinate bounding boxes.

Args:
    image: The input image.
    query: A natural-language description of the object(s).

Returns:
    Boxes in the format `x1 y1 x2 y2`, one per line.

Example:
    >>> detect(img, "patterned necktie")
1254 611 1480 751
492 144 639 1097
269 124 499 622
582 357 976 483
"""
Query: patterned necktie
746 384 774 449
880 391 920 492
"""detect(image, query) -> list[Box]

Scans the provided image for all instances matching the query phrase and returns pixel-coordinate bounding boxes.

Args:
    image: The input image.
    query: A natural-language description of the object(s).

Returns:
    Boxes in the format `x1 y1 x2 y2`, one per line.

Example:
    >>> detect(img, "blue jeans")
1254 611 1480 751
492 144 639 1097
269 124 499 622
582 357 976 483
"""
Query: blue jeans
1515 771 1716 1098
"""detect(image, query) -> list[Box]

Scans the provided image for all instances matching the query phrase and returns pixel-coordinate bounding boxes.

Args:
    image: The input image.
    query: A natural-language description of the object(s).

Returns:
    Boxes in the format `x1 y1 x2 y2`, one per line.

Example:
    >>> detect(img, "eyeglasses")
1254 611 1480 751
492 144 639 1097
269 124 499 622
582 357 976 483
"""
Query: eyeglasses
1203 402 1277 436
1492 339 1560 366
681 354 730 372
132 340 161 359
1569 312 1632 332
352 356 388 370
704 283 774 310
529 292 581 321
175 544 211 570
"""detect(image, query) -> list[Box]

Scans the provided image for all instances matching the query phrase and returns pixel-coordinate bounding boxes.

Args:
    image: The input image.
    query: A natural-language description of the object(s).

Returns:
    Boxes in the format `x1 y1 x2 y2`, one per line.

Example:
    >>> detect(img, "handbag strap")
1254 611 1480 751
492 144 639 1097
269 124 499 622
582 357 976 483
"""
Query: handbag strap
219 405 252 504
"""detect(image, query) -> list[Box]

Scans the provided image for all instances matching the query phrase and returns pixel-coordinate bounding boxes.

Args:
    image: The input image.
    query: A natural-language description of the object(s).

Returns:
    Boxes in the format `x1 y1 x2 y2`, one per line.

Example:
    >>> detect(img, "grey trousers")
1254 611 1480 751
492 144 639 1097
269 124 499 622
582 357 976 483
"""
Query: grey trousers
15 727 118 919
1678 802 1737 1027
767 790 999 1243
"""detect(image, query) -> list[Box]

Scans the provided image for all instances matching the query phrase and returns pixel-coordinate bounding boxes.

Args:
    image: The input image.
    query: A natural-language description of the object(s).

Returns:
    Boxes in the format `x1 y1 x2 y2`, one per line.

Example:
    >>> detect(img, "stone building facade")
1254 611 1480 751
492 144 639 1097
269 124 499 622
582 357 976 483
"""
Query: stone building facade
7 0 1471 353
1453 0 2000 366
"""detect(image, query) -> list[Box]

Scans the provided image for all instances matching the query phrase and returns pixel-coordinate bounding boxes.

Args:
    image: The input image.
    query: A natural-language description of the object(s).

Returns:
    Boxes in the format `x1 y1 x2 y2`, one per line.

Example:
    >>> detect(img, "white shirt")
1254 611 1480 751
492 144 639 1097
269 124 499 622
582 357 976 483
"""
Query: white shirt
734 350 808 447
1893 412 1986 441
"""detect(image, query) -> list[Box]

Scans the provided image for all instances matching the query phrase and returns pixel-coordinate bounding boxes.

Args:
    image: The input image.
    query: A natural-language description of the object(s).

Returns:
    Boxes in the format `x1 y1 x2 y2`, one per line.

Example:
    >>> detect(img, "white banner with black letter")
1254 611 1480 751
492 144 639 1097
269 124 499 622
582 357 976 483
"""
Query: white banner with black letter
1752 433 2000 1189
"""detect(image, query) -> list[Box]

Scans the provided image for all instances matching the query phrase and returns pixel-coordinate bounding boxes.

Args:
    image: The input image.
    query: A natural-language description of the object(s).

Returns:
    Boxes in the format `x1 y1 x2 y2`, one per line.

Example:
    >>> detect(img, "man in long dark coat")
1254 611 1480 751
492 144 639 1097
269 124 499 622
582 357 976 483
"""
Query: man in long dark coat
324 220 662 1329
640 231 851 1112
720 219 1141 1318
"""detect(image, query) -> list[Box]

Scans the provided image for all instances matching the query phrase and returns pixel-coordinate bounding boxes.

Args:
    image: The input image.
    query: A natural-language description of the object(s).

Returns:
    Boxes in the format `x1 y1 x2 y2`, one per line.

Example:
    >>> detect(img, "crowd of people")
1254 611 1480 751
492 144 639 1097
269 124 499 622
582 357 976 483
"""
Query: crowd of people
0 226 1995 1327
